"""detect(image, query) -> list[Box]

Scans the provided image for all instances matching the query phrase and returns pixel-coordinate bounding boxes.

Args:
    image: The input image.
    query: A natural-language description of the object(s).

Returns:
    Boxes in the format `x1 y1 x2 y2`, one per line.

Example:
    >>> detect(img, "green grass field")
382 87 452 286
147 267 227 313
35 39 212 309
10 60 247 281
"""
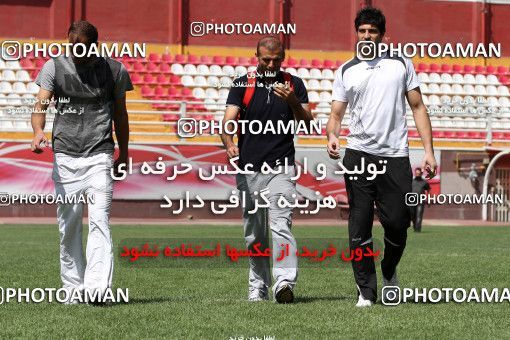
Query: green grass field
0 223 509 339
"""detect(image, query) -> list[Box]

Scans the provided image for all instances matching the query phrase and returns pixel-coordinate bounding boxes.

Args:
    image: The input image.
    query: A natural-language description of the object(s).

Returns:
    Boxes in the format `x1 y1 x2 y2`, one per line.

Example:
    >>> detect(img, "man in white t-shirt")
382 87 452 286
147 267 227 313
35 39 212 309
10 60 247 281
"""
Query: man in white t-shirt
326 7 437 307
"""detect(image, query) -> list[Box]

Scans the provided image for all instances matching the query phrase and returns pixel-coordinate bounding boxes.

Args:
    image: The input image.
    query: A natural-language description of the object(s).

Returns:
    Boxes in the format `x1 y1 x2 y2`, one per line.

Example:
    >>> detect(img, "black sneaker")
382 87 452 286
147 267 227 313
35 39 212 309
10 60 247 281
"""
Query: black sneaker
275 284 294 304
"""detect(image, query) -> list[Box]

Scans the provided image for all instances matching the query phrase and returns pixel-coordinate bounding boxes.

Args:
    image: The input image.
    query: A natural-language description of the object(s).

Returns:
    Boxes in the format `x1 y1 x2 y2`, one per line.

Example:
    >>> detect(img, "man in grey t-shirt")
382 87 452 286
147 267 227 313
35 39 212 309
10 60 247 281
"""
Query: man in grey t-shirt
30 21 132 303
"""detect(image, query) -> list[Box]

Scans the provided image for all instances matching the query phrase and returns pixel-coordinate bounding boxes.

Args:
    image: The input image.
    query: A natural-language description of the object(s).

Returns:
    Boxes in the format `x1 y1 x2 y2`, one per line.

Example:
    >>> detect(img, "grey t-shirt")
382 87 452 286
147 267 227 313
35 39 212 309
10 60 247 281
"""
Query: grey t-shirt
36 56 133 157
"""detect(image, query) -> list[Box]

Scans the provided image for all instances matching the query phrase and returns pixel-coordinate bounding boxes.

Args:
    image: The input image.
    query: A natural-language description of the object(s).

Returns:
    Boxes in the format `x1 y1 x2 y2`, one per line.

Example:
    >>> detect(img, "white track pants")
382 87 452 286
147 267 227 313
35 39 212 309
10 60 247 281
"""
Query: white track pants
52 152 114 295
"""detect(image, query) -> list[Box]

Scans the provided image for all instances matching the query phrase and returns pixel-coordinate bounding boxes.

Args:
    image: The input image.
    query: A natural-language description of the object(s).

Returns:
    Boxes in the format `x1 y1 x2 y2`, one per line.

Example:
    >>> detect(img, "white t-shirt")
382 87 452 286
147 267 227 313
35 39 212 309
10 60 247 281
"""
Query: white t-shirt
332 53 420 157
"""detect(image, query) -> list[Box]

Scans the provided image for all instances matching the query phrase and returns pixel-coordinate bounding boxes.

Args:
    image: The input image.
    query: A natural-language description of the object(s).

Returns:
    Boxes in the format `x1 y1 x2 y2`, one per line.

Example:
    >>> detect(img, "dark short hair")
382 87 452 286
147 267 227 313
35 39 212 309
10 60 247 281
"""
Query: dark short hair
355 7 386 35
68 20 98 45
415 167 423 172
256 36 284 57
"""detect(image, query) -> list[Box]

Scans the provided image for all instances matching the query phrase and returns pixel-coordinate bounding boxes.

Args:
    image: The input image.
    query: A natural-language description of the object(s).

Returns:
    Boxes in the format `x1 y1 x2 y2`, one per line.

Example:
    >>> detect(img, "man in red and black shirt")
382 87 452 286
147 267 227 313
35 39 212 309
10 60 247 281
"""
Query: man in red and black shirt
221 36 312 303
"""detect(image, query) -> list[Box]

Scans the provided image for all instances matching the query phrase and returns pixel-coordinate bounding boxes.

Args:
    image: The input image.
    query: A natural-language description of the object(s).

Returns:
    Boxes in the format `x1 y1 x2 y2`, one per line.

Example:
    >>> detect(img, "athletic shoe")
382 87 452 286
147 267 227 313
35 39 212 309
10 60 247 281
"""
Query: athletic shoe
355 294 374 307
248 288 269 302
382 270 399 288
382 270 400 305
274 284 294 304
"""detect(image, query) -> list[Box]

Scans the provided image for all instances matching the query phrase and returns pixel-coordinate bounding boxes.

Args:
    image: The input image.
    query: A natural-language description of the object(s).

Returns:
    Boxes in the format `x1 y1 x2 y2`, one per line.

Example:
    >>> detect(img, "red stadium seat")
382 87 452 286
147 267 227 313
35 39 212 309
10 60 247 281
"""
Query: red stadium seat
168 87 181 98
143 74 156 84
131 73 143 85
163 114 181 121
340 128 349 136
225 56 237 65
499 76 509 85
311 59 322 68
156 74 169 85
152 96 166 109
486 65 496 74
133 61 145 73
433 130 446 138
323 59 334 69
174 54 186 63
441 64 452 74
212 55 225 64
148 53 161 63
187 54 199 64
146 62 158 73
452 64 463 74
161 54 172 63
443 130 457 139
408 129 420 138
429 63 440 72
299 58 310 67
497 66 509 75
159 63 171 74
154 86 166 97
467 131 484 139
492 132 505 140
335 60 343 68
249 56 259 65
238 56 250 66
286 58 298 67
181 87 193 99
475 65 486 75
463 65 474 74
455 131 470 139
417 63 428 73
200 55 213 64
140 85 154 97
169 74 181 85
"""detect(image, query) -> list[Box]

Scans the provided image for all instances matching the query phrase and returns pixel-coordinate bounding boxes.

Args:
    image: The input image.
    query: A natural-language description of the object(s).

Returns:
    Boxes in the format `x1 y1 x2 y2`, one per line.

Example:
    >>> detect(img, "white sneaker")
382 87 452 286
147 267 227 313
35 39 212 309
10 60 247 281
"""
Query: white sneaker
248 289 269 302
356 294 374 307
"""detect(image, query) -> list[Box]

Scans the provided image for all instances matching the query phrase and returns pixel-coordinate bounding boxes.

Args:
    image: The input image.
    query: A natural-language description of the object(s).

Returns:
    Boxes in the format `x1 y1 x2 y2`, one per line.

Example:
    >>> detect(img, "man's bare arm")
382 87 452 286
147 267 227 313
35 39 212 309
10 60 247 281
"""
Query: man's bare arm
221 105 241 159
31 88 53 153
325 100 348 159
406 87 437 178
113 95 130 166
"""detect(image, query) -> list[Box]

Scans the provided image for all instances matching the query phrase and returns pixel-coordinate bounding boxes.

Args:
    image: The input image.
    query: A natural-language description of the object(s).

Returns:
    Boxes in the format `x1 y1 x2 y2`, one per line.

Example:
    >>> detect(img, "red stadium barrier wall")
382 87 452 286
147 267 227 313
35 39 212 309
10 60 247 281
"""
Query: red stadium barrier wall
1 0 509 56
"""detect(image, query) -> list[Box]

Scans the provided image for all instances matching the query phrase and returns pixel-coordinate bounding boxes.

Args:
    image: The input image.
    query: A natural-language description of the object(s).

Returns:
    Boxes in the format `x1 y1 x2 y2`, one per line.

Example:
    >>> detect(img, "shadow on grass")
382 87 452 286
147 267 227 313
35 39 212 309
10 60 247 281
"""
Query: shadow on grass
294 295 351 303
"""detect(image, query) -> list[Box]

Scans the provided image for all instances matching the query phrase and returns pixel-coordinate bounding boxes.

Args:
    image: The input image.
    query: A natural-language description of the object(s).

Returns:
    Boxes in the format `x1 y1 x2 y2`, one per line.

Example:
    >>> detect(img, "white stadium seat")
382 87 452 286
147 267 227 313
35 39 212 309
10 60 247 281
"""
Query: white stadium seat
297 68 310 79
2 70 16 81
463 85 475 95
206 76 220 87
452 73 464 84
209 65 223 76
27 82 39 94
180 75 194 86
463 74 476 84
320 79 333 91
16 70 31 82
6 93 22 106
498 86 509 96
12 82 27 94
307 79 321 91
309 68 322 79
475 74 487 85
285 67 297 76
205 88 219 99
321 69 335 80
452 84 464 95
0 81 13 93
487 74 499 85
183 64 197 75
170 63 184 75
196 64 210 76
234 66 247 77
428 73 441 83
474 85 487 95
193 75 207 87
439 84 452 94
440 73 453 84
192 87 206 99
221 65 235 77
486 85 498 96
5 61 21 70
418 72 429 83
428 83 440 94
308 91 320 102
